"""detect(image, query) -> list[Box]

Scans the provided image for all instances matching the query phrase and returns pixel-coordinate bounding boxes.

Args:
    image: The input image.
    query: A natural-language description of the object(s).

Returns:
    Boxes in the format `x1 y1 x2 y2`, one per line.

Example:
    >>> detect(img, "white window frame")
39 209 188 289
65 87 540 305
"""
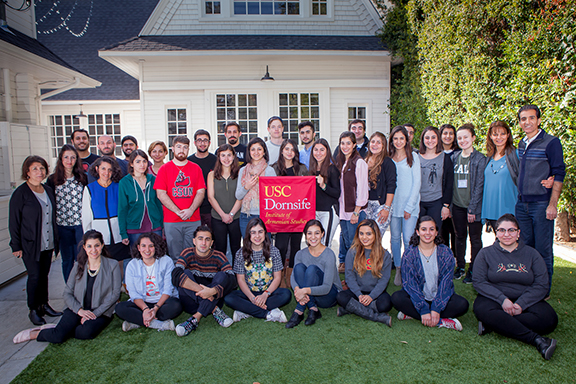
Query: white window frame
166 107 188 159
346 101 372 136
214 92 259 148
87 113 122 156
48 115 80 158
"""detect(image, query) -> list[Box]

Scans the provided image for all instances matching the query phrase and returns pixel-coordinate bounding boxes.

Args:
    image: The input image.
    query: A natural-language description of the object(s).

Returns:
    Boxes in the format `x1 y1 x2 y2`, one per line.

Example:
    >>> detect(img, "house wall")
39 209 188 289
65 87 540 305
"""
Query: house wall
142 0 382 36
5 0 36 38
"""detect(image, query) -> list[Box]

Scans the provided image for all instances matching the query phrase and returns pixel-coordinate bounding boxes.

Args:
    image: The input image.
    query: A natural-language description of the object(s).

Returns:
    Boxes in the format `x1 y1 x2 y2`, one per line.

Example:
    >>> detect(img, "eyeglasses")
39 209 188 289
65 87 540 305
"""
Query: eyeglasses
496 228 519 234
196 138 210 143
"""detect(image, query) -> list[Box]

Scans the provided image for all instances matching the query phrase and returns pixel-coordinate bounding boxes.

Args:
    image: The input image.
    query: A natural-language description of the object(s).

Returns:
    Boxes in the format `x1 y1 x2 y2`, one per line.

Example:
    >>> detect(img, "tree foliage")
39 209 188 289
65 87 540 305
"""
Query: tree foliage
380 0 576 213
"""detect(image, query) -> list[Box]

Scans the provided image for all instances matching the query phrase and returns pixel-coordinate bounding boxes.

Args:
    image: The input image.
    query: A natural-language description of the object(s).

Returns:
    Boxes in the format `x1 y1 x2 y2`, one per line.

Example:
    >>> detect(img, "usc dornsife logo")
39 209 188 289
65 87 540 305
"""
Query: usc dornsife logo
264 185 292 198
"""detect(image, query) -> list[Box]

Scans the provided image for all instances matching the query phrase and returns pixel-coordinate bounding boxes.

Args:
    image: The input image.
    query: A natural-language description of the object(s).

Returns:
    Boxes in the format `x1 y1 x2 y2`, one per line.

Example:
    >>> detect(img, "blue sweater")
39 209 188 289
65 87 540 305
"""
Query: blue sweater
401 244 456 316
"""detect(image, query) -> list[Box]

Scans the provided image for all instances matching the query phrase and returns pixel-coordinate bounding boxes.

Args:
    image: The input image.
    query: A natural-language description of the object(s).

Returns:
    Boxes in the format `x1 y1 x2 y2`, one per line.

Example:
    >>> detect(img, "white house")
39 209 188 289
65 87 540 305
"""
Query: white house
38 0 393 158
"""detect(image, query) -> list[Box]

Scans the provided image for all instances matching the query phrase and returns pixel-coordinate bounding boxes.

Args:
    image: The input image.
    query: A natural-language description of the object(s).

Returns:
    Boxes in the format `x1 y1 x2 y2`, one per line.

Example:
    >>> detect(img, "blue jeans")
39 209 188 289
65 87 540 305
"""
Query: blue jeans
240 213 259 240
224 288 292 319
390 214 419 268
292 263 338 311
58 225 83 283
516 201 554 294
338 211 367 264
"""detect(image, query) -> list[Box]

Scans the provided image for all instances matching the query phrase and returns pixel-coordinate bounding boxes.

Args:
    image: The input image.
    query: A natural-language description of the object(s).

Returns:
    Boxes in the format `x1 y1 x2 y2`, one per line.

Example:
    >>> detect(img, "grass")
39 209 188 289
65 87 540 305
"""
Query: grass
13 257 576 384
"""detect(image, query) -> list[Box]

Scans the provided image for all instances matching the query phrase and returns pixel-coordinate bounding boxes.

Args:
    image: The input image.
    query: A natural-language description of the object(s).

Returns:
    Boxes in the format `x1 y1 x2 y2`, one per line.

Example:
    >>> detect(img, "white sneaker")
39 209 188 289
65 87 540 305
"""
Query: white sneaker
213 307 234 328
233 310 252 322
149 319 175 331
266 308 287 323
122 321 140 332
397 311 413 321
438 318 463 331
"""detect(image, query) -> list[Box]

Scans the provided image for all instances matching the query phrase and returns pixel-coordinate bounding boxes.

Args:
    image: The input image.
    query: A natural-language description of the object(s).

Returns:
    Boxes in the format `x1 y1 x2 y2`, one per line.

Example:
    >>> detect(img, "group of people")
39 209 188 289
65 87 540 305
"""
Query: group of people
9 104 562 360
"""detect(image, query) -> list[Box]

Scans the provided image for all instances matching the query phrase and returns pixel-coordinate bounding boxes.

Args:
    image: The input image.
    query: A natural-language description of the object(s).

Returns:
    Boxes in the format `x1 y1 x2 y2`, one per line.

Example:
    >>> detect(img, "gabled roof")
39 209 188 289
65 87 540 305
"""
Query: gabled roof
35 0 159 101
102 35 388 52
0 25 82 73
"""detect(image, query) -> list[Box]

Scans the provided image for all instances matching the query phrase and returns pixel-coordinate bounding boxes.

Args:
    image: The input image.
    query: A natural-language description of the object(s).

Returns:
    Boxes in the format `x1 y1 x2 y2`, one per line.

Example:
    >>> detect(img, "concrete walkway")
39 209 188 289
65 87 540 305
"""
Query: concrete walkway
1 234 575 384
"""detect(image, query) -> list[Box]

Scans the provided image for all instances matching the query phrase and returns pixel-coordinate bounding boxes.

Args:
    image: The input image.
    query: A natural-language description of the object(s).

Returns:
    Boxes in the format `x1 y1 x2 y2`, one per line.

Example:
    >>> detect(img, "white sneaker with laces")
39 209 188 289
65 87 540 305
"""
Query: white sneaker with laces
213 307 234 328
397 311 413 321
233 310 252 322
266 308 287 323
149 319 175 331
438 318 463 331
122 321 140 332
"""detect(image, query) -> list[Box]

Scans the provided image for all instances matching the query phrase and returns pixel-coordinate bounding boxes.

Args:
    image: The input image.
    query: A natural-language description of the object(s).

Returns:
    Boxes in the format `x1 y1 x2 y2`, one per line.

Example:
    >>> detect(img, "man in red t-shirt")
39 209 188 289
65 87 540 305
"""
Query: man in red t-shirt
154 136 206 260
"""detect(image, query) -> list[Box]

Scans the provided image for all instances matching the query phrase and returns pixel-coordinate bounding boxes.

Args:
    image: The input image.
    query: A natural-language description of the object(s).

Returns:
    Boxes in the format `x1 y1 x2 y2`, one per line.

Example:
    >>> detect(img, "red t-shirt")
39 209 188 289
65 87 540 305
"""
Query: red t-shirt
154 161 206 223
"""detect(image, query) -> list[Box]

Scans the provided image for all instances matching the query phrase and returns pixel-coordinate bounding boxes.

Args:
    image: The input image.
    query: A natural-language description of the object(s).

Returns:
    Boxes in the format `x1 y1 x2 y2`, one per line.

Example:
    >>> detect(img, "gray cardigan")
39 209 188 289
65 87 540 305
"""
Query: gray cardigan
64 256 121 318
451 149 486 220
291 247 342 295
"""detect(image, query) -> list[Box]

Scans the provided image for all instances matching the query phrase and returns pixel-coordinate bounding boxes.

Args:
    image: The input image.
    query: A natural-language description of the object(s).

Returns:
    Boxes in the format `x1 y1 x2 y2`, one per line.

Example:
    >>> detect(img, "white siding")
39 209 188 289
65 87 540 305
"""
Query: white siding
0 195 26 285
142 0 382 36
5 1 36 38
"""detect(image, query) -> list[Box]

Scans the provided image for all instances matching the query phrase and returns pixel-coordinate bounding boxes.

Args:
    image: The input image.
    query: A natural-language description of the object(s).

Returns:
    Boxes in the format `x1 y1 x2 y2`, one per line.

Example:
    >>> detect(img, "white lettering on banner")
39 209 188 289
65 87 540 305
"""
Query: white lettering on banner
264 197 312 211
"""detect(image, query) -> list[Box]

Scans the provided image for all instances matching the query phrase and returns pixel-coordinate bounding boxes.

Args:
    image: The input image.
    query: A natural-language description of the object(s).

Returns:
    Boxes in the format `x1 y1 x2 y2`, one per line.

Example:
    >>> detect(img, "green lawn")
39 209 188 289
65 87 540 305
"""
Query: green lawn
13 258 576 384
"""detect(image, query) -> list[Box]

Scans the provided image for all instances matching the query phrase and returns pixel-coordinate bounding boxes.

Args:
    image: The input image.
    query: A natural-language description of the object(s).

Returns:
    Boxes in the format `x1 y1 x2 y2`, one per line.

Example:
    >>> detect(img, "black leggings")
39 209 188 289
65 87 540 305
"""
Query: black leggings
37 308 112 344
115 297 183 326
391 289 469 320
441 217 457 255
211 217 241 266
22 249 53 310
419 198 443 232
275 232 303 268
473 295 558 344
336 289 392 313
451 205 482 270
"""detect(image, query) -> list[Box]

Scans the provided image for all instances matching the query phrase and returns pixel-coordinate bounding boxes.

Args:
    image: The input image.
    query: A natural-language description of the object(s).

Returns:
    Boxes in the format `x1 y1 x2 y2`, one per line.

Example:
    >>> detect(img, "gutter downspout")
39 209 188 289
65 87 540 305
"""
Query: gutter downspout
138 59 147 145
37 77 80 101
3 68 12 122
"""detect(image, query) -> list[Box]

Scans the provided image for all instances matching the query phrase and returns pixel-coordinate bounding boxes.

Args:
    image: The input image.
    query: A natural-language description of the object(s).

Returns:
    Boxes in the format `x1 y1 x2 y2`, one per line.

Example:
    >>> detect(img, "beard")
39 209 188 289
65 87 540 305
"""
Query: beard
76 142 89 151
174 152 188 161
227 136 238 145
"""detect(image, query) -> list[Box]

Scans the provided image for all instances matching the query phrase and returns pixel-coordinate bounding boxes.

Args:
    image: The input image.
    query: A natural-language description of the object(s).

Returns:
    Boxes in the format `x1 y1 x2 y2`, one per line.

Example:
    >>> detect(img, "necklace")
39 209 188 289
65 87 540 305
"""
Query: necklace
490 160 506 174
87 264 100 277
418 246 436 263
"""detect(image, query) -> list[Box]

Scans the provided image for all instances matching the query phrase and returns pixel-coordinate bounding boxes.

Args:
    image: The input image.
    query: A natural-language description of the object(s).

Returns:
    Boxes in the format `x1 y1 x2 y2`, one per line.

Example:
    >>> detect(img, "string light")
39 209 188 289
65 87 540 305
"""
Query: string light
35 0 93 38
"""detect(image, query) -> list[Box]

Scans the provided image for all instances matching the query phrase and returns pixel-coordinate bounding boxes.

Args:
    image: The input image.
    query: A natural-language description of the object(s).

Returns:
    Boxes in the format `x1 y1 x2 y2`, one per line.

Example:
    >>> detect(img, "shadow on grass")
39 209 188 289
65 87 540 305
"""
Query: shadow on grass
13 257 576 384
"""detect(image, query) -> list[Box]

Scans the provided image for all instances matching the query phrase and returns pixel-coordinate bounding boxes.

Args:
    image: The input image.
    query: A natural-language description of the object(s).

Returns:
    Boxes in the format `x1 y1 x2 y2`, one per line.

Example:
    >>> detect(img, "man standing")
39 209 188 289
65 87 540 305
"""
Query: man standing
298 121 315 168
154 135 205 260
515 105 565 296
224 122 247 166
97 135 128 176
172 226 235 336
404 124 418 153
121 135 138 159
71 129 99 172
266 116 284 164
333 120 369 158
188 129 217 228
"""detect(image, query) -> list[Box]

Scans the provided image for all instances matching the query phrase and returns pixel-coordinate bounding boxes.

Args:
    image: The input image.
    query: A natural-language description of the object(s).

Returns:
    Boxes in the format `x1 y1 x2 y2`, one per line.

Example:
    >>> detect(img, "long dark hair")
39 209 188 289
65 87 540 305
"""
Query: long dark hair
89 157 123 183
439 124 459 151
275 139 304 176
303 219 325 246
335 131 360 172
76 230 112 279
309 139 336 181
486 121 515 158
409 215 444 246
388 125 414 167
52 144 87 186
241 218 271 266
127 149 149 176
131 232 167 259
214 144 240 180
246 138 269 164
419 126 443 154
365 132 388 189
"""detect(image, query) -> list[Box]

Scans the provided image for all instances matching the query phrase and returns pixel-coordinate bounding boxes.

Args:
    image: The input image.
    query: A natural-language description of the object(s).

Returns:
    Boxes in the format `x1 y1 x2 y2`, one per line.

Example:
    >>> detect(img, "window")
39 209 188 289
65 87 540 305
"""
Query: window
348 106 367 126
49 115 80 158
279 93 320 141
216 94 258 146
312 0 327 15
167 108 187 159
205 1 221 14
233 0 299 15
88 114 122 156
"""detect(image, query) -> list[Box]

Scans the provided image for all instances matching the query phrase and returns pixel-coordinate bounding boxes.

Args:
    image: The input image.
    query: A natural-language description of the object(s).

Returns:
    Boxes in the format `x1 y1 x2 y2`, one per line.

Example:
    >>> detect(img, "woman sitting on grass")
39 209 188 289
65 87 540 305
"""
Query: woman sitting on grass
14 230 121 344
391 216 469 331
285 220 341 328
472 214 558 360
336 219 393 326
224 218 291 323
115 233 182 332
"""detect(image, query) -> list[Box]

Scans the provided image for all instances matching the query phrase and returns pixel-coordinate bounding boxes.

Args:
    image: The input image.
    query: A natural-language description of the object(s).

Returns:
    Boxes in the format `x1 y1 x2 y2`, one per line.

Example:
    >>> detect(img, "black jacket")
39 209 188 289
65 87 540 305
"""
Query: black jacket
9 182 59 261
368 157 397 205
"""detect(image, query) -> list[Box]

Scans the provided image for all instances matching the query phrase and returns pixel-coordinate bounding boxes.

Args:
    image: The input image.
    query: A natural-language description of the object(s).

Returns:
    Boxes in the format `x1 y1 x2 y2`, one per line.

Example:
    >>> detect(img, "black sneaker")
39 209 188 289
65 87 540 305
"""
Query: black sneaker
462 271 473 284
454 267 465 280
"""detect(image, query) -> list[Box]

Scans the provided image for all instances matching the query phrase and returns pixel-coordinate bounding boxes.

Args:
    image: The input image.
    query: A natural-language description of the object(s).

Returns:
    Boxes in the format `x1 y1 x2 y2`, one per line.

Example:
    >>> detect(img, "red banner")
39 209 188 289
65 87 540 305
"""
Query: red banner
259 176 316 233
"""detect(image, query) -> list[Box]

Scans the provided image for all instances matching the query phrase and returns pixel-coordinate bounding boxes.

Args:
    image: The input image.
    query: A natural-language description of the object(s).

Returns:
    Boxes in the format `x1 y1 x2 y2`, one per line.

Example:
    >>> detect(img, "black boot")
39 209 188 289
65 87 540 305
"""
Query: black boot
533 336 557 360
345 299 391 327
29 309 46 326
305 309 322 326
285 312 304 329
337 307 350 317
478 321 492 336
42 303 63 317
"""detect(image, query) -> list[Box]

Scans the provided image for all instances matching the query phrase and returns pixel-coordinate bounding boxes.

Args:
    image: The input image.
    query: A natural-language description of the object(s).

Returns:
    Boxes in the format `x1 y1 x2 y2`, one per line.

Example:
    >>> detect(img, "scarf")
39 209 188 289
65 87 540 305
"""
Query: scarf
240 160 268 213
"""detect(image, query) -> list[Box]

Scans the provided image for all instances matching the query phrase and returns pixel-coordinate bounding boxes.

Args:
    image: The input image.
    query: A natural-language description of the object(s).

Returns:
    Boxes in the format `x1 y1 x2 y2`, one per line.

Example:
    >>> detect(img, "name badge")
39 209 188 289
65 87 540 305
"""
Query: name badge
458 179 468 188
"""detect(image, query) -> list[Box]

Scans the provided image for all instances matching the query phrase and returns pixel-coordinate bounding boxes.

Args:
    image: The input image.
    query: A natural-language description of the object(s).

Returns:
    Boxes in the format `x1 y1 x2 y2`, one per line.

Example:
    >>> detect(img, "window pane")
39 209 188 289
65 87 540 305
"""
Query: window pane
290 107 298 118
168 109 176 121
234 2 246 14
239 108 248 120
261 2 273 14
227 108 236 120
217 94 226 106
279 107 288 119
300 93 309 105
226 94 236 107
248 107 257 119
287 2 299 14
279 93 288 106
248 94 257 106
217 108 226 120
349 107 356 119
238 94 247 106
206 2 213 13
168 123 177 135
301 107 309 119
289 93 298 105
248 2 259 14
105 115 112 124
320 3 326 14
312 3 318 14
310 93 319 105
311 107 319 118
274 2 286 14
178 109 187 120
214 1 221 13
358 107 366 119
